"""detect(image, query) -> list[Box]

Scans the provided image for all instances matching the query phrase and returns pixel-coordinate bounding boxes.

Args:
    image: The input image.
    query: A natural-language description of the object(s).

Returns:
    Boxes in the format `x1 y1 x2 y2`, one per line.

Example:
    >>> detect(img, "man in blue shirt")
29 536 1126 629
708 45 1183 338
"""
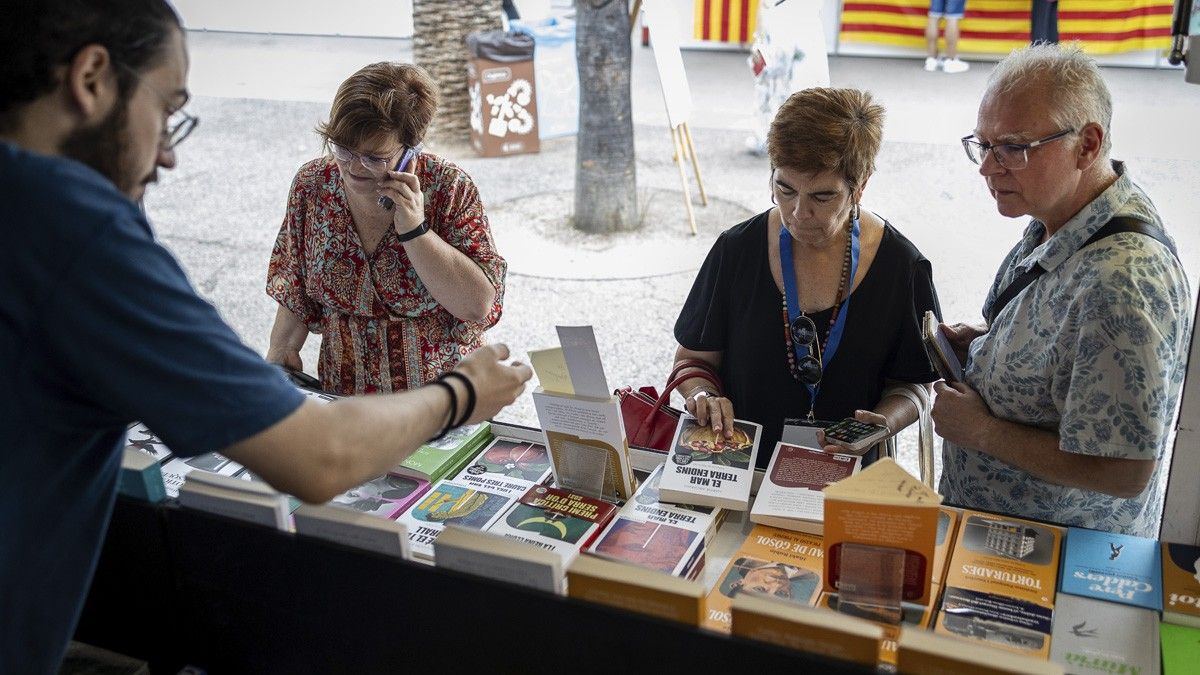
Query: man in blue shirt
0 2 532 672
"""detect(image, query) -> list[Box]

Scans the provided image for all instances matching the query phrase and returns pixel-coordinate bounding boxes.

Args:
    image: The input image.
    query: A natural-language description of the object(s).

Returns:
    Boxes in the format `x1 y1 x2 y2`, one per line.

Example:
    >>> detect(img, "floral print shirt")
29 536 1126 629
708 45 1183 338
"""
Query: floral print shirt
266 155 505 395
940 162 1191 536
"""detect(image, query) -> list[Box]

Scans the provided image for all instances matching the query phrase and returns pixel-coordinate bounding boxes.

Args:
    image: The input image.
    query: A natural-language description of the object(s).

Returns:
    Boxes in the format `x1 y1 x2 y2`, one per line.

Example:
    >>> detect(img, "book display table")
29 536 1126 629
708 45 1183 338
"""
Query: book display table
76 496 872 673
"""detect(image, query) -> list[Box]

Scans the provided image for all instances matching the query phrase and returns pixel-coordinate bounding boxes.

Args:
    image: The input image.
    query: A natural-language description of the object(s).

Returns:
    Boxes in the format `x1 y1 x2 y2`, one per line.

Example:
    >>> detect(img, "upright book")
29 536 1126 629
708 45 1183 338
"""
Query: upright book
1050 592 1160 675
1059 526 1162 610
821 458 942 606
897 627 1064 675
935 510 1063 659
435 524 566 595
396 480 514 560
731 594 882 668
450 436 553 499
657 413 762 511
567 553 707 626
1161 542 1200 628
750 442 861 534
590 463 723 578
293 503 410 559
485 485 617 566
392 422 492 484
701 524 824 634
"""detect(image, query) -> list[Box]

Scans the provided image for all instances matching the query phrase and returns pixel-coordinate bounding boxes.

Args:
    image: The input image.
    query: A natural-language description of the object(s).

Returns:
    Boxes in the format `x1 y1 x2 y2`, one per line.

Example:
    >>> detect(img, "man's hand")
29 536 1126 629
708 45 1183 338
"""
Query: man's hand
452 344 532 424
940 322 987 366
932 381 995 449
686 392 735 439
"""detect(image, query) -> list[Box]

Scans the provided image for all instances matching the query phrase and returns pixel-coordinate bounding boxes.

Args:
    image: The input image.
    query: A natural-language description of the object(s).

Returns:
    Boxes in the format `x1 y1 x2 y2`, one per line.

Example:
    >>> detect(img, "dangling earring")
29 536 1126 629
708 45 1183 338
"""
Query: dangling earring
850 201 861 222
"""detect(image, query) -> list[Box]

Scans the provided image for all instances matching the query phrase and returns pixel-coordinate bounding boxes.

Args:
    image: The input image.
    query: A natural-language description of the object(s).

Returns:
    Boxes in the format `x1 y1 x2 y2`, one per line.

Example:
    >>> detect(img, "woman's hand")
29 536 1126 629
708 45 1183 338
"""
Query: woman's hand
266 347 303 372
686 391 736 439
817 409 890 455
940 322 987 366
378 170 425 237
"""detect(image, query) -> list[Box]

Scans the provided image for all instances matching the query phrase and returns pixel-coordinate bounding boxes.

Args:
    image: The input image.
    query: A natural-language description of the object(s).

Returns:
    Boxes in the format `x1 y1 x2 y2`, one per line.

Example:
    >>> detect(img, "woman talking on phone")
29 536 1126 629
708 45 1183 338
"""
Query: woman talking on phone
672 88 940 467
266 62 505 395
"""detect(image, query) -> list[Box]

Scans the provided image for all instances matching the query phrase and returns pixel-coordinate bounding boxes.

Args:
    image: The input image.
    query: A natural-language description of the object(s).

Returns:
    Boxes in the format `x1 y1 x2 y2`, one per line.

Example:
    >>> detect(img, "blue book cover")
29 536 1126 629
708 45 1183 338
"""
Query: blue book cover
1060 526 1162 611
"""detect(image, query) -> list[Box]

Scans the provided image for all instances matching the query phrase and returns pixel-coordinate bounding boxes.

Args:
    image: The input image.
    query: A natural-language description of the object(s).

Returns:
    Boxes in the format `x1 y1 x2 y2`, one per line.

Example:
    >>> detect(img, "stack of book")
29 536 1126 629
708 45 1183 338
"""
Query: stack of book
589 464 724 580
328 472 430 520
934 510 1063 660
393 421 493 484
749 442 861 535
658 414 762 511
567 553 708 626
1052 527 1162 675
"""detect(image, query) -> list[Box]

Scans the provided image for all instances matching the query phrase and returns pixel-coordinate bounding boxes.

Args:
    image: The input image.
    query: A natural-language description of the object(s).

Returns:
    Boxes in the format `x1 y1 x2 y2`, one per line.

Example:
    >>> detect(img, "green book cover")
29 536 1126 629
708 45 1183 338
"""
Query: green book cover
394 422 491 483
1162 622 1200 674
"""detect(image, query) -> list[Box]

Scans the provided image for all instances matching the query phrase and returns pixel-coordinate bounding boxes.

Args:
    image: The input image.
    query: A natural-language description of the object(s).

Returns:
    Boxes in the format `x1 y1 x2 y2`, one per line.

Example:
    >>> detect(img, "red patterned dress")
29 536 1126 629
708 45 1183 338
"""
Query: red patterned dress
266 154 505 395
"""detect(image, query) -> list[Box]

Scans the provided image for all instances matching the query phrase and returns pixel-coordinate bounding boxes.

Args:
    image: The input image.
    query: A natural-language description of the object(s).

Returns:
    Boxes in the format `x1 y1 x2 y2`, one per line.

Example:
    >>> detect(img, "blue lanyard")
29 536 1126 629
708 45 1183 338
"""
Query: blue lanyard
778 215 861 408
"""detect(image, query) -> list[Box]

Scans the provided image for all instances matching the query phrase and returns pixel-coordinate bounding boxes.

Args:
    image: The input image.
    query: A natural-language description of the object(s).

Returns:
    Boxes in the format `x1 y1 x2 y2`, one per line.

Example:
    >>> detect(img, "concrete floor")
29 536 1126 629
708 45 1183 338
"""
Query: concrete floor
157 30 1200 481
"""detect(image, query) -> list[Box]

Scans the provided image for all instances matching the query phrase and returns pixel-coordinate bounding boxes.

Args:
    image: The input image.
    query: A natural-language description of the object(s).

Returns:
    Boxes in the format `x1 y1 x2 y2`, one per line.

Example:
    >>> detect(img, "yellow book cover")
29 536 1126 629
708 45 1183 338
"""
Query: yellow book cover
566 553 706 626
935 510 1063 659
821 459 942 606
701 524 823 633
731 594 882 668
1162 542 1200 628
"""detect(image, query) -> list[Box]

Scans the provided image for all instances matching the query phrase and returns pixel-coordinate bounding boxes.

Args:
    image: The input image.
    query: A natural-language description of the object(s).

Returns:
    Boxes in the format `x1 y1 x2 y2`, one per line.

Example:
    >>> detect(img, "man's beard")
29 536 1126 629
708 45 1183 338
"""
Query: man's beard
59 97 142 197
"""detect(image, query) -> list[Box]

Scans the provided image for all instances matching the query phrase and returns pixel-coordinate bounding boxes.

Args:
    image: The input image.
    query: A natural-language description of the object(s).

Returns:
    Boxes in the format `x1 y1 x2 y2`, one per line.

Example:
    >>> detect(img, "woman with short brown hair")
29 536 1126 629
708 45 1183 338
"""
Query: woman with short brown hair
266 62 505 395
672 87 941 468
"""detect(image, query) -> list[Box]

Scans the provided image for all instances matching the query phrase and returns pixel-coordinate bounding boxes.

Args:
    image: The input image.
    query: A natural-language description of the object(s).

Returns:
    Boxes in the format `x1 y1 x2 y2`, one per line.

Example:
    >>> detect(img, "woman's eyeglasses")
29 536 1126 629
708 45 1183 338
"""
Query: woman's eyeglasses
329 142 401 176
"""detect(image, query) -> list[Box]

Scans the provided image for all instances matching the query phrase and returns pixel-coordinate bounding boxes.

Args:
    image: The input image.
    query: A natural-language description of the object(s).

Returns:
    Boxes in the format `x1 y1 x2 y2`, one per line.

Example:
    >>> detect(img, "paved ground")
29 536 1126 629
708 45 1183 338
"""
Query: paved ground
154 30 1200 479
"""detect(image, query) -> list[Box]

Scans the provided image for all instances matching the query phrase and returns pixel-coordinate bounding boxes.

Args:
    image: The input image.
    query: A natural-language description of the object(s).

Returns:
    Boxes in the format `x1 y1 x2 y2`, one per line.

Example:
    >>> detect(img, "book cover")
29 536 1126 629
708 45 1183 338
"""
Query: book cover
328 473 430 520
486 485 617 565
821 459 942 606
123 422 172 463
1050 593 1160 675
1060 527 1162 611
532 388 637 501
935 511 1064 659
567 553 707 626
160 452 244 499
434 524 565 595
590 463 722 577
657 414 762 511
897 627 1065 675
293 503 409 559
396 480 513 560
818 592 935 629
450 437 553 499
1161 623 1200 675
731 594 883 667
117 448 167 503
393 421 492 484
701 524 823 634
932 507 962 588
1162 542 1200 628
750 442 861 534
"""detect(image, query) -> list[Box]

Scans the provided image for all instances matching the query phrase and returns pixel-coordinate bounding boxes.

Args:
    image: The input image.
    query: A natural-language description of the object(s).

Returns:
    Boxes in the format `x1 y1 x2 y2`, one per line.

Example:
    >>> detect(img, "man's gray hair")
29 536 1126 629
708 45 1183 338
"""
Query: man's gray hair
986 43 1113 158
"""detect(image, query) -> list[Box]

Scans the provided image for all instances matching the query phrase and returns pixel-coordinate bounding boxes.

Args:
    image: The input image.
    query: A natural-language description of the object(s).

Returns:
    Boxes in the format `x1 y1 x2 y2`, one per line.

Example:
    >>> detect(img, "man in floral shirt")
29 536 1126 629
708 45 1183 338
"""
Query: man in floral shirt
933 44 1191 537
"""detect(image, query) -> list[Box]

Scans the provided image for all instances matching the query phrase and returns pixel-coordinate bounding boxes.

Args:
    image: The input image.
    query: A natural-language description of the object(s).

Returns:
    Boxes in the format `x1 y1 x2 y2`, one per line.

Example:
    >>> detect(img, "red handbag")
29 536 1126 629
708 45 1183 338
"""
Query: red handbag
615 359 723 452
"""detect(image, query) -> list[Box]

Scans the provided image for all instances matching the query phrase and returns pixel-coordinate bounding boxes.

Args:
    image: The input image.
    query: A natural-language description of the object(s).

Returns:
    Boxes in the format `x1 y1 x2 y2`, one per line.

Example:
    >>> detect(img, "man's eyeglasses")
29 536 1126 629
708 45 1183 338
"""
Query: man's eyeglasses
960 128 1075 170
329 142 402 176
119 63 198 150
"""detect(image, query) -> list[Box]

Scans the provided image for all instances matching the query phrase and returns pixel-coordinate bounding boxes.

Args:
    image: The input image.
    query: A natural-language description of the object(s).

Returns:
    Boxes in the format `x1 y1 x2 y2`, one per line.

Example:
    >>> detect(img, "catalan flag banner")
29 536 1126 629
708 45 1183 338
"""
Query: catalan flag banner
839 0 1173 55
693 0 759 43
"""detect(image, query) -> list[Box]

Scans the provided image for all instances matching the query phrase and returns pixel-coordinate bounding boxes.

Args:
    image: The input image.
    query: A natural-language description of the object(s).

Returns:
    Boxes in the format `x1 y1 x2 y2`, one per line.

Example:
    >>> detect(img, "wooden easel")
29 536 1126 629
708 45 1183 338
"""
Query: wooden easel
638 0 709 235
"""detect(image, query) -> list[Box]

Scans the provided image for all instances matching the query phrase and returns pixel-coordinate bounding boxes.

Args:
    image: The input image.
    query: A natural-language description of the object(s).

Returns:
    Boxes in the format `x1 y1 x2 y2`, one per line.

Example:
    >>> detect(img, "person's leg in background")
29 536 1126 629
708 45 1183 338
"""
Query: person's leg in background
925 0 945 71
941 0 970 73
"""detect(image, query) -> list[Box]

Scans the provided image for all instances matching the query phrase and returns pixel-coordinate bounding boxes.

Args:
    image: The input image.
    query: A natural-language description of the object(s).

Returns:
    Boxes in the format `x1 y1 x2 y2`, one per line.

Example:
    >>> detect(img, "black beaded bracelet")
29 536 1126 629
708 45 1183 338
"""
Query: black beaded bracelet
439 371 476 428
428 380 457 442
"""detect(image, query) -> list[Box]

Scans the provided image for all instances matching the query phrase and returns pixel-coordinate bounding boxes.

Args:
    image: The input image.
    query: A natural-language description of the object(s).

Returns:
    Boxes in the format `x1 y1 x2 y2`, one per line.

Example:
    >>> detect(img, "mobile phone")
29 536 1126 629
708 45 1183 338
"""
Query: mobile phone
822 418 890 453
922 310 963 383
378 144 422 210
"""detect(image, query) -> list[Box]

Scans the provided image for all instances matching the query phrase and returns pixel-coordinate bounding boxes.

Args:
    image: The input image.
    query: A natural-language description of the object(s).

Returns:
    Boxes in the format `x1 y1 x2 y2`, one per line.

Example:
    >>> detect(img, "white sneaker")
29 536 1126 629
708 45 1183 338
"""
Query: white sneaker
942 58 970 74
924 57 941 72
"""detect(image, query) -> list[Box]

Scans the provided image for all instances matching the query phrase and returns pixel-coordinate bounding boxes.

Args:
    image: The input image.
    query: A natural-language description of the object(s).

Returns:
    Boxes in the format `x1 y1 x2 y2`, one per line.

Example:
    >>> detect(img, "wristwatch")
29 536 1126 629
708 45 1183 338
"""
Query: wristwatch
397 220 430 242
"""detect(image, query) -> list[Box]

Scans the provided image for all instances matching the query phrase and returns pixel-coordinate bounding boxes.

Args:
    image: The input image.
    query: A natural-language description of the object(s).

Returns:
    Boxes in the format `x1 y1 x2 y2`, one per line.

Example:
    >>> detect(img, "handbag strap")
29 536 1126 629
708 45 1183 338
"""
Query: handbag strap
986 216 1178 325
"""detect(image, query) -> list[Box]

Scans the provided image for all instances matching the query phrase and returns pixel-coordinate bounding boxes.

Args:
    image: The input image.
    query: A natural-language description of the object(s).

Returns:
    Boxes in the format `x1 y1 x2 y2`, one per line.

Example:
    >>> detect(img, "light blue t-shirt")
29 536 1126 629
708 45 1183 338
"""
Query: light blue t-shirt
940 162 1191 537
0 143 304 674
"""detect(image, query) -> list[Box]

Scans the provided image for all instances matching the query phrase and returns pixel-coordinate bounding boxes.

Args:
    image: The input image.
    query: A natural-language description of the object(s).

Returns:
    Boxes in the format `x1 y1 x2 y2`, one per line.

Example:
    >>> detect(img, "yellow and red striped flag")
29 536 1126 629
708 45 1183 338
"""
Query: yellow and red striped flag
839 0 1172 55
693 0 760 43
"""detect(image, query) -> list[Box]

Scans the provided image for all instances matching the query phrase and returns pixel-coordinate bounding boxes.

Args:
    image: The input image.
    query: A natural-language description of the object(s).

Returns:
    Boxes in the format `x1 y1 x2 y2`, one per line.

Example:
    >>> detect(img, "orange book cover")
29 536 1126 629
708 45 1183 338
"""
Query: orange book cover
821 459 942 606
566 554 706 626
701 524 823 633
731 595 882 668
1162 541 1200 628
935 510 1063 660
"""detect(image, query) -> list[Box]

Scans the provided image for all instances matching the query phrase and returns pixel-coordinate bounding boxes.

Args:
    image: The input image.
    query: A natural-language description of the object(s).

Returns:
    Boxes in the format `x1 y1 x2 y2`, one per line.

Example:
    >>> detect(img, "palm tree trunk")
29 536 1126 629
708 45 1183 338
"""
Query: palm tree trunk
413 0 504 143
574 0 638 233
